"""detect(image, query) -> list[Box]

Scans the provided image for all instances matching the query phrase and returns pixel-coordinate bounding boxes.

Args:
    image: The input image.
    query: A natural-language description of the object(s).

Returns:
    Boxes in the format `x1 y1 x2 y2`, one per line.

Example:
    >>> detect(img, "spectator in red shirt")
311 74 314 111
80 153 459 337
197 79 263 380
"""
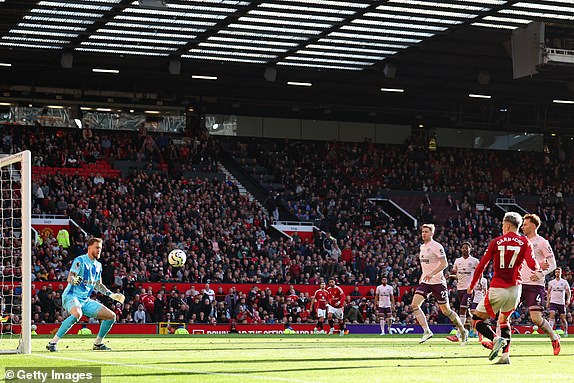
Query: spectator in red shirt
341 244 353 265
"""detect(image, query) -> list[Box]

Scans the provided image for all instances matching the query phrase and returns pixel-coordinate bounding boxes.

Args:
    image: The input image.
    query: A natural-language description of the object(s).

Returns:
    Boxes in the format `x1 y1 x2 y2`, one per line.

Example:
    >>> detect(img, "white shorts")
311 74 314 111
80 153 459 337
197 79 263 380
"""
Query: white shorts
327 305 343 320
317 308 326 319
476 285 522 318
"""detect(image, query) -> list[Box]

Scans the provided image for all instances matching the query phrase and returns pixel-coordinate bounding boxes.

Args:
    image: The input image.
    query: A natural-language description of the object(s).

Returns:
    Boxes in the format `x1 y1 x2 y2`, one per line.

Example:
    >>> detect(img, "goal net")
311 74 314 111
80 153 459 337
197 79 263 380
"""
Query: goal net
0 150 31 354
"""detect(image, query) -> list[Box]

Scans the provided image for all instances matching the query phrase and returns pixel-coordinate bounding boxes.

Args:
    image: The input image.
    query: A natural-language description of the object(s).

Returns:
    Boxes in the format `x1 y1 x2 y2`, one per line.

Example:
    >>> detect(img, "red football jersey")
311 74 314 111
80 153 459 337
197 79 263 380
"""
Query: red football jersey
312 290 329 310
470 232 539 289
326 285 345 308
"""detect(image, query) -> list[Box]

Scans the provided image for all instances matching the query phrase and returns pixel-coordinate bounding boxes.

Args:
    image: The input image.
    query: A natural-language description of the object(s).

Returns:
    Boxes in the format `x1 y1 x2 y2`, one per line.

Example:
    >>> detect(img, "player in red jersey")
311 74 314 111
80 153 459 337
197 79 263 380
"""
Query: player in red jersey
310 282 329 333
326 277 347 335
468 212 548 364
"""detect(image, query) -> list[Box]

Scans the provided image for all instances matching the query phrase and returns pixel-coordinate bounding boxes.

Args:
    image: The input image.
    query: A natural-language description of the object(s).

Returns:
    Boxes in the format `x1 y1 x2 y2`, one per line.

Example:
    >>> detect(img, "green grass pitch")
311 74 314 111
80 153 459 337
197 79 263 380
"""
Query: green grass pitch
1 335 571 383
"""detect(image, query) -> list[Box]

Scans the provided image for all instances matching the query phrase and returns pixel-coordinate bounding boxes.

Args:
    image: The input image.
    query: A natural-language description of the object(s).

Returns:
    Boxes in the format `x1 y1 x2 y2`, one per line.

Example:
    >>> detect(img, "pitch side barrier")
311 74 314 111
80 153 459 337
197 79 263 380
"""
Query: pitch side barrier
30 323 566 335
30 323 438 335
16 281 421 300
14 282 573 304
16 281 388 298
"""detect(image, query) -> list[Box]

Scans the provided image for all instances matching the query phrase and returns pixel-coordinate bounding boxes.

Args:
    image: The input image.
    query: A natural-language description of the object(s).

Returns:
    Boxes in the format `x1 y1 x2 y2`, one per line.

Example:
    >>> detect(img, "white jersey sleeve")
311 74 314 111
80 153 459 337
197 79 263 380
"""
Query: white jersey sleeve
419 240 447 285
520 235 556 287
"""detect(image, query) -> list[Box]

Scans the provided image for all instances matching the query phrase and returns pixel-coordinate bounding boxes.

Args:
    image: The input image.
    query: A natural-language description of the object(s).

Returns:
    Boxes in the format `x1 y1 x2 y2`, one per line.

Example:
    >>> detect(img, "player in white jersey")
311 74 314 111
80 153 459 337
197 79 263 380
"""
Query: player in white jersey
447 241 479 342
412 224 468 345
375 276 395 335
547 267 571 337
470 275 491 347
520 214 560 354
471 276 488 312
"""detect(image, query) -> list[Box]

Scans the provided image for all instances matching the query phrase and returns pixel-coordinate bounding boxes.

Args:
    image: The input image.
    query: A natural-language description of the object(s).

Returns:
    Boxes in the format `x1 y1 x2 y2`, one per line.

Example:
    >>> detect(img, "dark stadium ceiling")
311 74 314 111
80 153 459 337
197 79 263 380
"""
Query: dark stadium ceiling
2 0 574 132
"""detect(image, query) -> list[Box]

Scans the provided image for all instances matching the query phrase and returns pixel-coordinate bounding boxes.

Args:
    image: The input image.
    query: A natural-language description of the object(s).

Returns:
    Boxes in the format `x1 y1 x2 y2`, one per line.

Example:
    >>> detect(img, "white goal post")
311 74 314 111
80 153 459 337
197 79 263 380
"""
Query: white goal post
0 150 31 354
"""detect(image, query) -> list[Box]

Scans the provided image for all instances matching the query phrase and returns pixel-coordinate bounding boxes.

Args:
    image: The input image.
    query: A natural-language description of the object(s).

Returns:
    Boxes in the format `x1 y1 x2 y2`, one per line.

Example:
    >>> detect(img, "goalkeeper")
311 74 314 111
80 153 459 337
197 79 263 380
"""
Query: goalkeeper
47 238 125 352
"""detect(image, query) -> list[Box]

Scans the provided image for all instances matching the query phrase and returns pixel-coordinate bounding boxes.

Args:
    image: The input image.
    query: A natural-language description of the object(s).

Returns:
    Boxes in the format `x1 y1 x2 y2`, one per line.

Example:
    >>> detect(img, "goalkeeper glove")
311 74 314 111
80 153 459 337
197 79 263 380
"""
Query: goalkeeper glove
71 275 84 286
110 293 125 304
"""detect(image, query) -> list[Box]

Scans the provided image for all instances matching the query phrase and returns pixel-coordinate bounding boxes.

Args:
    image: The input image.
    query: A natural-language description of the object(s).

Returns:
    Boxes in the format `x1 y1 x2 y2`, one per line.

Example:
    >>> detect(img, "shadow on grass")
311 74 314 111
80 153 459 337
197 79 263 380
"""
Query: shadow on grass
105 346 364 353
94 351 574 367
97 341 428 353
98 364 403 377
100 354 494 366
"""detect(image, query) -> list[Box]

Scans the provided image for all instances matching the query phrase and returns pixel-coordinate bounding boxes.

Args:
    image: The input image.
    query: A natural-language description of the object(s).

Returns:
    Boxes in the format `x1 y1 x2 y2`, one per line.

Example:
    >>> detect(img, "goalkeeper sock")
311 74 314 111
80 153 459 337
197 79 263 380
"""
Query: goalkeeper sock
54 315 79 342
95 319 116 344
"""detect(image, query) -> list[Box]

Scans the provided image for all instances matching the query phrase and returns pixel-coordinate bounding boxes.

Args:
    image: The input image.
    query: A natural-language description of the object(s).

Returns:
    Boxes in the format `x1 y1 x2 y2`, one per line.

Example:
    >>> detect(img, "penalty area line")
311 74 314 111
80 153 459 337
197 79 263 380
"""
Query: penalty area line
36 353 327 383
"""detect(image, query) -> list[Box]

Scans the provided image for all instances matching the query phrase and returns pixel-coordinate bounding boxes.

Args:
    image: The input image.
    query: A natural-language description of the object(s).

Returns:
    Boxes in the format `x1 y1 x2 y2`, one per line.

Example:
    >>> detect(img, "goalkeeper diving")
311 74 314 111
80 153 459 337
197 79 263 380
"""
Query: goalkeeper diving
47 237 124 352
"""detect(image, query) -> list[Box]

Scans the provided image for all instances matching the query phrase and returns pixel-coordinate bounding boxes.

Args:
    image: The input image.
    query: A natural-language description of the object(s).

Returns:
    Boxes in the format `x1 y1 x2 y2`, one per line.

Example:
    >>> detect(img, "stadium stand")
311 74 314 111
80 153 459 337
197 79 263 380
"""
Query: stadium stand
1 126 573 328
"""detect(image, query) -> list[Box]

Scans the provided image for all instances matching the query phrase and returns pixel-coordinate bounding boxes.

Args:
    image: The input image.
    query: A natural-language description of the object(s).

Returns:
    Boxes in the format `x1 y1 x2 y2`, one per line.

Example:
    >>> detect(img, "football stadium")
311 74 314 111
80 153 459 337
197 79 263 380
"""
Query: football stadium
0 1 573 382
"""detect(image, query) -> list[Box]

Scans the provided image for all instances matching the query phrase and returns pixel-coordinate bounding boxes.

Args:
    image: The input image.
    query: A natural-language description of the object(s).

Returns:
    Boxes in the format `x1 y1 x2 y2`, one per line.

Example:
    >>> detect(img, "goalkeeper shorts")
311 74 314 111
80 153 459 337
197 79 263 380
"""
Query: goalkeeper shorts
63 295 105 318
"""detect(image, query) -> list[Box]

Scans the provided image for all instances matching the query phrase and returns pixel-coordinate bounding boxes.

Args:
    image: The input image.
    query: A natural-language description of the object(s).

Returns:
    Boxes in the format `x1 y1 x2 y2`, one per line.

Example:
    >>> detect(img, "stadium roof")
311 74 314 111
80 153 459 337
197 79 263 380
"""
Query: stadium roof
1 0 574 131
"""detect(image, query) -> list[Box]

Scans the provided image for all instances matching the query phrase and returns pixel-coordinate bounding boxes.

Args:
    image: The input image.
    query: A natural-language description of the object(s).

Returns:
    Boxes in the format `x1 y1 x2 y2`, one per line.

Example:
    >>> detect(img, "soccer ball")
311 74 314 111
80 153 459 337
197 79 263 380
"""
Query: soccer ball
168 249 187 267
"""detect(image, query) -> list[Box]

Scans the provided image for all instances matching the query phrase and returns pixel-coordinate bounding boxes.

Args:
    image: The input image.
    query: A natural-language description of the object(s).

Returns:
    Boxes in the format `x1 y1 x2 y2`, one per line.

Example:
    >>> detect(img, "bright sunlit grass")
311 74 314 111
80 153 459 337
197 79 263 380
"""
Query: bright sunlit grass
1 334 571 383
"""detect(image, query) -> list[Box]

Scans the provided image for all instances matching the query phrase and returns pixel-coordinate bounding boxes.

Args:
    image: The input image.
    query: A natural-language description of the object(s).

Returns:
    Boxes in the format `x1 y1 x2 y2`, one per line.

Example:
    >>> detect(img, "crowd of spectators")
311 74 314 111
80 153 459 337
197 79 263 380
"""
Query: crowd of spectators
2 124 219 179
230 136 573 223
1 126 573 329
228 136 574 326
